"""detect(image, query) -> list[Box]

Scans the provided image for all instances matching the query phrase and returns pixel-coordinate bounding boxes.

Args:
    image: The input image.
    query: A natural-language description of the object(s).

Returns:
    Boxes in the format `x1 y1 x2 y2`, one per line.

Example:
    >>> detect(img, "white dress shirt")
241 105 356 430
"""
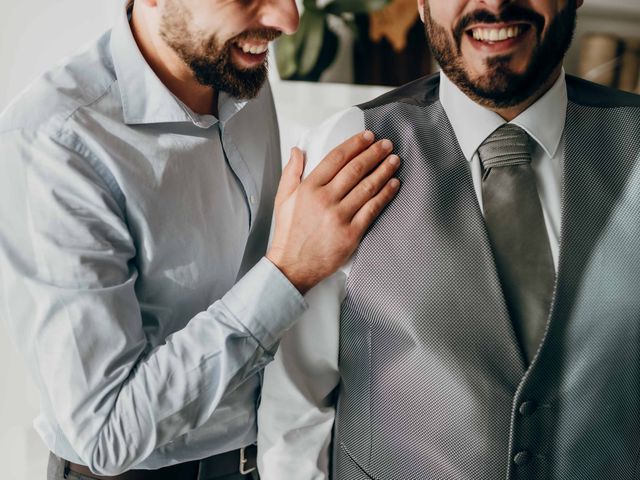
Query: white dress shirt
257 70 567 479
0 1 306 475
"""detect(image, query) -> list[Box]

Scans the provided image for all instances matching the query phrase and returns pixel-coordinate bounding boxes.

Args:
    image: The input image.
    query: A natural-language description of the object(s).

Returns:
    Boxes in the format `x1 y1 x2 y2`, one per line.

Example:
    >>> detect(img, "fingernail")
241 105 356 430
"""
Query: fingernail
390 178 400 188
388 155 400 166
382 139 393 151
363 131 374 142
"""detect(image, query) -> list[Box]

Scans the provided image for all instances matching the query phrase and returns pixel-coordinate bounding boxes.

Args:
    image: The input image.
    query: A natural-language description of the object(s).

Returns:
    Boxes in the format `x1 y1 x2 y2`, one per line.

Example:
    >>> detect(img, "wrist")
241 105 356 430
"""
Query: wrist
265 250 314 295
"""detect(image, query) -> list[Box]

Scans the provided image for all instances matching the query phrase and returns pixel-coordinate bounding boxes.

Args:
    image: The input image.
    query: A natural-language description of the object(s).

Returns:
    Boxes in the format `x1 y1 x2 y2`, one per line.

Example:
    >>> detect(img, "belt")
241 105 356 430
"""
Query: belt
63 445 257 480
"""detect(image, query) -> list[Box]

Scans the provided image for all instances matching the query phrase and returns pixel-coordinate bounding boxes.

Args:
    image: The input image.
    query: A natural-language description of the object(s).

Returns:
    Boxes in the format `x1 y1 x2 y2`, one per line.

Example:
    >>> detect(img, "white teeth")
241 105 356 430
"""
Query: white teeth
237 42 269 55
472 26 522 42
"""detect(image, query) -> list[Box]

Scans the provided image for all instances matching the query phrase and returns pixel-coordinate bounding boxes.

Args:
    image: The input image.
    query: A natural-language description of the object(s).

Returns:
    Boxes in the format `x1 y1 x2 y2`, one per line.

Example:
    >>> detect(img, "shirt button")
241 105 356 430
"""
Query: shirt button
519 400 537 417
513 451 532 466
249 195 257 204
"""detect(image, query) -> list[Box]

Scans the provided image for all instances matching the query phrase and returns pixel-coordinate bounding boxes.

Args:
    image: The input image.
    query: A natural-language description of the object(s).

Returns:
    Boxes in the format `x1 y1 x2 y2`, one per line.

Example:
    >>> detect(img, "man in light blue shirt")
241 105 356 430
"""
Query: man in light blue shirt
0 0 401 478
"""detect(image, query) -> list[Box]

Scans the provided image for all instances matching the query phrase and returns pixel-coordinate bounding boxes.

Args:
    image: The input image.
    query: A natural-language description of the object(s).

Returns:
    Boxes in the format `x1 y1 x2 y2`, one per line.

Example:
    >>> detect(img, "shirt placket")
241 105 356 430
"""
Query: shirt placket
218 122 259 231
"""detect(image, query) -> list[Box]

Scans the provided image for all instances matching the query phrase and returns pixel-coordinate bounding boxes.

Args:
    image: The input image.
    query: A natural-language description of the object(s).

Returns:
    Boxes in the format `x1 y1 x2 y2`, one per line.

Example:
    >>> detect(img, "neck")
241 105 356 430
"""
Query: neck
130 2 218 116
490 67 562 121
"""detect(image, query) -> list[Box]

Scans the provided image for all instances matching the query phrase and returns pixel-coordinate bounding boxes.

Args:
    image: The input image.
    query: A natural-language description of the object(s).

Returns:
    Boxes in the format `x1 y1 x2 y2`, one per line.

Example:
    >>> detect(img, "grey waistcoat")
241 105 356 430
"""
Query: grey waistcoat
333 74 640 480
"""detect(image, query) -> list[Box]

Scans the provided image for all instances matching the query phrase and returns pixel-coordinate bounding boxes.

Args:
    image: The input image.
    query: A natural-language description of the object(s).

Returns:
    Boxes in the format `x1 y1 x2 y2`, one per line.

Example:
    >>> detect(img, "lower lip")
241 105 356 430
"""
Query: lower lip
466 25 532 55
231 45 268 68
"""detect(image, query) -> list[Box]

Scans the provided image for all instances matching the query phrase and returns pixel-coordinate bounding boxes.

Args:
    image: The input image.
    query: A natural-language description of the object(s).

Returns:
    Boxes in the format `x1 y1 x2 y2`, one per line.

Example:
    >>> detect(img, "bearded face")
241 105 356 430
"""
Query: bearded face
159 0 281 99
423 0 577 108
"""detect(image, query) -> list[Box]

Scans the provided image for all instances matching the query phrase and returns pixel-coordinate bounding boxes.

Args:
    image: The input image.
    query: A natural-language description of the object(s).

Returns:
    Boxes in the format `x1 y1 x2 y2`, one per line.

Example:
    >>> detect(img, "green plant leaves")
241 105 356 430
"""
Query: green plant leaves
274 0 390 80
275 34 298 79
325 0 389 15
298 9 326 76
275 7 327 79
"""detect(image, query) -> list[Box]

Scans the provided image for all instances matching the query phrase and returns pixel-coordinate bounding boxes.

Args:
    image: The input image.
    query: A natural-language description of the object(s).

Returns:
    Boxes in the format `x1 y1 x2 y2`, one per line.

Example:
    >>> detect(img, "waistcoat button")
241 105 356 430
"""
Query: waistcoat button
513 451 532 466
519 400 537 416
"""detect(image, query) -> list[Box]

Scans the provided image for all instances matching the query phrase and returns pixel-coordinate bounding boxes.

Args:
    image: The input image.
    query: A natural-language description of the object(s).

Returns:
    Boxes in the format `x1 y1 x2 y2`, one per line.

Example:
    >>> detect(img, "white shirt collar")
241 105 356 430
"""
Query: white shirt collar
439 69 568 162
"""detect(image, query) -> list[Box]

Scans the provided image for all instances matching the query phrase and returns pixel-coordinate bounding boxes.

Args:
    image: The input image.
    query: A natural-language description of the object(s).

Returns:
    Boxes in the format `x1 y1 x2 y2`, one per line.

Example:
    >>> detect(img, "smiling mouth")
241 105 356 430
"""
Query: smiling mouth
233 40 270 55
467 23 531 43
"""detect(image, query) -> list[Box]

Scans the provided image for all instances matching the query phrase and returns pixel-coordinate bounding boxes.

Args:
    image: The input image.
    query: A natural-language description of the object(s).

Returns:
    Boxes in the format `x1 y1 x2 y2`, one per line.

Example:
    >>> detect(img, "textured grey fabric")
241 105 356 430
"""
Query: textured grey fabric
47 453 66 480
332 74 640 480
478 124 555 364
477 124 531 169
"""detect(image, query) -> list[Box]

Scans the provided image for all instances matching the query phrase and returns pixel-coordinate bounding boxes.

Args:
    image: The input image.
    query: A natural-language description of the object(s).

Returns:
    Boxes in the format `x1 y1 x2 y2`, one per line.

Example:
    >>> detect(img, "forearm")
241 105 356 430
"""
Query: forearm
4 256 305 475
83 258 305 474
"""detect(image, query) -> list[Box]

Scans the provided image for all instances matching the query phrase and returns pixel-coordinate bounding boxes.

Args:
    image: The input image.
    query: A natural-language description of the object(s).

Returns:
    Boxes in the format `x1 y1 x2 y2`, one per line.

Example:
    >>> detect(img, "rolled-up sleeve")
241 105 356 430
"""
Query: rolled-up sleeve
0 127 306 475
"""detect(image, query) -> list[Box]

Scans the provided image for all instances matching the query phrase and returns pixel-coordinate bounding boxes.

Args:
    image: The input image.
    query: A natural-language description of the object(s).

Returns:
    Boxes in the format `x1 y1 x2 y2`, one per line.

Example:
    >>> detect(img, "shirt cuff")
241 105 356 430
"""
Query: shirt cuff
221 257 308 350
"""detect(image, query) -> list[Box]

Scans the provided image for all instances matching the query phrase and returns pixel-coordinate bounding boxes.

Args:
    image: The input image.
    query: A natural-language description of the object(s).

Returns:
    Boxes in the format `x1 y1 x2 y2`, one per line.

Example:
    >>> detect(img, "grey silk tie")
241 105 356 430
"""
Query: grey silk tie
478 124 555 364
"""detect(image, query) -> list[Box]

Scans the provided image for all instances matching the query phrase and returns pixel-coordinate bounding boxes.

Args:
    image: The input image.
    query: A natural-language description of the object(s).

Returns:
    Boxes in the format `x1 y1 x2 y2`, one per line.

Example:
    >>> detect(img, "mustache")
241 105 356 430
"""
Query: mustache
453 5 545 45
232 28 282 44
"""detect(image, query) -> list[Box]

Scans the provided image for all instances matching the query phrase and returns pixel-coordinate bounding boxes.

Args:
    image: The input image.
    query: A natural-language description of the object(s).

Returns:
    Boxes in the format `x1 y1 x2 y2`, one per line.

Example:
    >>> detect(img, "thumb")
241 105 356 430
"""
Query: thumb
276 147 305 206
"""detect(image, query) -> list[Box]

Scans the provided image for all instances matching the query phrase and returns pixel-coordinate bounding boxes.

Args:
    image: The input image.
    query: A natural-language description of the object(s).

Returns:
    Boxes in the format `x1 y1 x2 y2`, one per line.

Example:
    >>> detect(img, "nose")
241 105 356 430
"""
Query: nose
259 0 300 35
477 0 513 10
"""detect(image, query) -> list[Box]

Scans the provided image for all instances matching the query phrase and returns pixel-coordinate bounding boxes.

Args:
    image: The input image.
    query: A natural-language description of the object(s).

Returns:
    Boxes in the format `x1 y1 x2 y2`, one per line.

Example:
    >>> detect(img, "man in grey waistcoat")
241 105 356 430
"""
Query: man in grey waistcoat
257 0 640 478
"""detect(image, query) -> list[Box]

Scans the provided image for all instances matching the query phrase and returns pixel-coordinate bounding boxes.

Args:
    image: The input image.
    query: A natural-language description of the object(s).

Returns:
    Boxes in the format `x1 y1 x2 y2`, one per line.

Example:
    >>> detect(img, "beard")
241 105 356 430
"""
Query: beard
423 1 577 108
159 0 279 100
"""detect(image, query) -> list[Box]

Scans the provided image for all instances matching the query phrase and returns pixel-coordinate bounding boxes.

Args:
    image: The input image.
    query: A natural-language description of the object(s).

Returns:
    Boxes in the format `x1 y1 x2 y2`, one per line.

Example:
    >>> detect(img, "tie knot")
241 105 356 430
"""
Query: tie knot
478 124 531 170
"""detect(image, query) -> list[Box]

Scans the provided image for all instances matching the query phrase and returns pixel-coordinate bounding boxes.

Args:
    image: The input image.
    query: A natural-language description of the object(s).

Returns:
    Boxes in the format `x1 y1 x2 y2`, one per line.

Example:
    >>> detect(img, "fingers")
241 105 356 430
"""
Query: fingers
329 139 394 200
288 147 305 178
306 130 376 186
339 154 401 219
350 177 401 235
275 147 305 207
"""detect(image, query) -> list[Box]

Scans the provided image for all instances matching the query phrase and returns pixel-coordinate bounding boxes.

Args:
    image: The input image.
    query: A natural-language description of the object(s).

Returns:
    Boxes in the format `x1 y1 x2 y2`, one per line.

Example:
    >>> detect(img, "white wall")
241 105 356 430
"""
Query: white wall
0 0 121 110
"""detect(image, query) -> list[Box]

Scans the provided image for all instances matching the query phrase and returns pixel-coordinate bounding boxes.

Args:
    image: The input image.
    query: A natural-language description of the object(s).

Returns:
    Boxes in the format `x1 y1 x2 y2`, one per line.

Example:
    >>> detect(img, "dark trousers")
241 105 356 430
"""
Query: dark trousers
47 453 259 480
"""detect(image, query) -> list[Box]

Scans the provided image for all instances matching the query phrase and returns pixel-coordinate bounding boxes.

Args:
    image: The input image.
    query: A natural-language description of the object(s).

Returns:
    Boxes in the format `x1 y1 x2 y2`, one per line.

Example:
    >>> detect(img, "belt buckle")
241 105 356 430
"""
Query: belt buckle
239 446 256 475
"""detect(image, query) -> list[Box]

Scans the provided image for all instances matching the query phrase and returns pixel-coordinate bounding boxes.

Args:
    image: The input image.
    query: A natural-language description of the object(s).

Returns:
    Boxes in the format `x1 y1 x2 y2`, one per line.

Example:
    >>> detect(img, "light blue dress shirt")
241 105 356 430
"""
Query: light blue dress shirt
0 2 306 475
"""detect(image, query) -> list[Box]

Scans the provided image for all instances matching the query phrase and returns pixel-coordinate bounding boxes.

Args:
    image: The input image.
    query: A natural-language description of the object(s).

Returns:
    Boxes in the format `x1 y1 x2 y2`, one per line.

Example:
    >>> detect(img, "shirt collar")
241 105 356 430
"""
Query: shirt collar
110 0 248 127
439 69 567 161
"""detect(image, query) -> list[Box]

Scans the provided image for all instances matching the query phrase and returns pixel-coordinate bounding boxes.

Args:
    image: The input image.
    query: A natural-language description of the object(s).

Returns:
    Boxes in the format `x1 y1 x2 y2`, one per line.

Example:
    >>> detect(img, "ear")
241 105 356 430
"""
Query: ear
417 0 425 22
140 0 158 6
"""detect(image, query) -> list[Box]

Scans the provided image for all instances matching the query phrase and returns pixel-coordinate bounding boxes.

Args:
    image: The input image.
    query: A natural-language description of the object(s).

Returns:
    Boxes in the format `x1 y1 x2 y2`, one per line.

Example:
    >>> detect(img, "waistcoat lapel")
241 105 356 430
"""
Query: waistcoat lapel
506 86 640 479
527 99 639 371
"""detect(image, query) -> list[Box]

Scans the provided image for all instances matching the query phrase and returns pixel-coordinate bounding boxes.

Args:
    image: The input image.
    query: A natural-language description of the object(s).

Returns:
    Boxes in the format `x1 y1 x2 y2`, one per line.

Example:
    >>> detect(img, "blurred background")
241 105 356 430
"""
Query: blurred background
1 0 639 478
277 0 640 89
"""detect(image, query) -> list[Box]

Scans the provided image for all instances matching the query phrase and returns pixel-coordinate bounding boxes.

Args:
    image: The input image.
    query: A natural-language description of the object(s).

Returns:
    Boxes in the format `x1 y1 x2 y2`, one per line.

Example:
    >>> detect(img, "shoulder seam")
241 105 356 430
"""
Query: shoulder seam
54 126 127 216
568 99 640 110
358 74 440 111
62 79 118 125
566 75 640 108
0 78 118 137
